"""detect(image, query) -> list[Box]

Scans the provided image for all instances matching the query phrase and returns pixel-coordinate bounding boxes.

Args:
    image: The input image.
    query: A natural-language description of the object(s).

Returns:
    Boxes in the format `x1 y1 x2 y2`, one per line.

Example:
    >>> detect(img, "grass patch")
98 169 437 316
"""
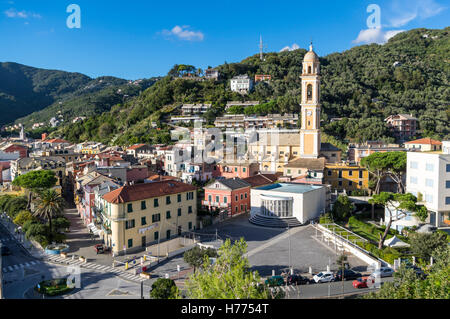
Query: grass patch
36 278 75 297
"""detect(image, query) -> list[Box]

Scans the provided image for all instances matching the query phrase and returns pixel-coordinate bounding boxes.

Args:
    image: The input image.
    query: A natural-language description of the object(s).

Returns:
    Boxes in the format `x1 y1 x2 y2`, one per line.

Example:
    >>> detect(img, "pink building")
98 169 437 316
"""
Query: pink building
385 114 418 142
214 162 260 179
203 178 251 216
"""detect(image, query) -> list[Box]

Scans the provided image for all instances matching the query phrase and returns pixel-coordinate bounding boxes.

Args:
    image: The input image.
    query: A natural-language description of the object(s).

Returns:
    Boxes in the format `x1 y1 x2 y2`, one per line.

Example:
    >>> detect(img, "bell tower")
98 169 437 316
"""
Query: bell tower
300 43 321 158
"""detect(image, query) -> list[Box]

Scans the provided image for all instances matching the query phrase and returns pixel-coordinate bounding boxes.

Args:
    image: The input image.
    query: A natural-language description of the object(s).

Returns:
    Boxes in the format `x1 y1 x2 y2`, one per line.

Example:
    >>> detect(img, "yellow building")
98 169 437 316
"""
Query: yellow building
248 130 302 173
101 180 197 255
324 163 369 194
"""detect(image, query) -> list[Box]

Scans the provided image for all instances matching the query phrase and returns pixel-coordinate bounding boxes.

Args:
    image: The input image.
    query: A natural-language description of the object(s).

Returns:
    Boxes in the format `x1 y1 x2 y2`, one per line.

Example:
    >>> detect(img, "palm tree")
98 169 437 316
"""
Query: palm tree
33 189 65 242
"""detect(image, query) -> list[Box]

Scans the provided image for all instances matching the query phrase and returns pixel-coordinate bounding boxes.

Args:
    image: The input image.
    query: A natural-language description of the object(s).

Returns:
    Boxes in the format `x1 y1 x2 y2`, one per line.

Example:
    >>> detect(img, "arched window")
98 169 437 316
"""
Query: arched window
307 84 313 101
308 66 312 74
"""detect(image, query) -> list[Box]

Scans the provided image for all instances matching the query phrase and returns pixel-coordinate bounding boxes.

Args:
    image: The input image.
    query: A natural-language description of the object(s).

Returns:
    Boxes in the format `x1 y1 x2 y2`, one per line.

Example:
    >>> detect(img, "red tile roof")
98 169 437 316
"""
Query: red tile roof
103 180 196 204
405 138 442 145
45 138 70 144
243 174 279 188
127 144 147 150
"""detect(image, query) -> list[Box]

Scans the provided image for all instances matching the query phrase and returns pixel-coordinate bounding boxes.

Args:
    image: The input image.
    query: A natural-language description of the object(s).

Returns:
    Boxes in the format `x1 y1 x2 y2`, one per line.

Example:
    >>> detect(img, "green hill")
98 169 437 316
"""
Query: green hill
43 27 450 145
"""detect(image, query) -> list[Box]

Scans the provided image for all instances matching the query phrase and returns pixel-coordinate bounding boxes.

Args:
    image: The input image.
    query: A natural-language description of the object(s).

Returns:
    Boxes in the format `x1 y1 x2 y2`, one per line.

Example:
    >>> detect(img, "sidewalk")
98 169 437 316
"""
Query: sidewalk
0 213 44 259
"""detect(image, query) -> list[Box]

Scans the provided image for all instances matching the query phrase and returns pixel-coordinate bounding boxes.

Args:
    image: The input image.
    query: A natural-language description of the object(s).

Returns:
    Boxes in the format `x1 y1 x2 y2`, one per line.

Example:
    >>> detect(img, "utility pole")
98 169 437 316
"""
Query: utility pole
288 224 292 273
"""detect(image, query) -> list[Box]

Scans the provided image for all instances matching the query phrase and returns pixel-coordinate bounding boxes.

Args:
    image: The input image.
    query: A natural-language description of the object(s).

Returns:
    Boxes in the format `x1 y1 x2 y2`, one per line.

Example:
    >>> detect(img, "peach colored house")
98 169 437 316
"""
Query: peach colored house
203 178 251 216
214 162 260 179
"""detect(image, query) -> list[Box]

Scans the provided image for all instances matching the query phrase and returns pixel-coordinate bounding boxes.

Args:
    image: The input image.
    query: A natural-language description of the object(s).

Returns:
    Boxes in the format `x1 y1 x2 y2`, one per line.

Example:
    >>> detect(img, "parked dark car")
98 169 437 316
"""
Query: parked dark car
334 269 362 281
264 276 285 287
1 246 11 256
94 244 111 254
286 274 311 285
405 265 427 279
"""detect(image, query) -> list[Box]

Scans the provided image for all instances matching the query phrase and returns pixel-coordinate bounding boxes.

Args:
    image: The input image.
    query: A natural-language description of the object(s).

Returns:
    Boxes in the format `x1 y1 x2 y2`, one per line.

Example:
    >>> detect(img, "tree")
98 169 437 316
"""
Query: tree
12 170 57 209
331 195 354 221
369 192 427 249
32 189 65 242
183 246 218 272
150 278 180 299
360 152 406 195
364 246 450 299
409 232 448 261
185 238 273 299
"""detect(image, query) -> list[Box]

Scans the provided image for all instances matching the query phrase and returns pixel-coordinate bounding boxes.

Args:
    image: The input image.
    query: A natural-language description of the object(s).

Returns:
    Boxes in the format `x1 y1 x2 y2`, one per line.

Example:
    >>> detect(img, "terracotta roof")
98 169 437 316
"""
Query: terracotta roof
127 144 147 150
405 138 442 145
103 180 196 204
243 174 279 188
284 157 326 170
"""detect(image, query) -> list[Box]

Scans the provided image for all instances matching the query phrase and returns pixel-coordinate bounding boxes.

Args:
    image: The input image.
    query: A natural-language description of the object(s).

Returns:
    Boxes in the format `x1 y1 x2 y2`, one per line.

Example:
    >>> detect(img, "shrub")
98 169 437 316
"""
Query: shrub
53 217 71 231
14 210 35 226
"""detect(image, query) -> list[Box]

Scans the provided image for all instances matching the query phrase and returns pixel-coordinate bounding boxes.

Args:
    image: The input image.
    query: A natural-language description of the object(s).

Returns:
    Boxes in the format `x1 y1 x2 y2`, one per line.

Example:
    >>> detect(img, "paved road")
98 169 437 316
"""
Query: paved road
0 221 40 273
270 277 394 299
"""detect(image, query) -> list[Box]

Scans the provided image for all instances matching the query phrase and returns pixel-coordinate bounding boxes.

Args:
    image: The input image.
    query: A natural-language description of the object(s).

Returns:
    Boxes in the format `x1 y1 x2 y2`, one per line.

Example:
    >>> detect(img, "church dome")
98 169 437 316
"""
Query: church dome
303 44 319 62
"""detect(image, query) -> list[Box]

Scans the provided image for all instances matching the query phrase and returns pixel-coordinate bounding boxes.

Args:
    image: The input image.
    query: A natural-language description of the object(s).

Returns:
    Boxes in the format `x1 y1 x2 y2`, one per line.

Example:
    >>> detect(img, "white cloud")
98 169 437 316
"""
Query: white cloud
4 8 41 19
162 25 204 41
280 43 300 52
353 0 446 45
353 27 405 45
388 0 446 27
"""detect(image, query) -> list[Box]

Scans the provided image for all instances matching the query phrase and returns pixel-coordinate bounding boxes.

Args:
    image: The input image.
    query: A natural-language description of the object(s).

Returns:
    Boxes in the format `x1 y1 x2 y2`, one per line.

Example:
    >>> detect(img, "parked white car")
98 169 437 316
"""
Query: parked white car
313 271 335 283
371 267 395 278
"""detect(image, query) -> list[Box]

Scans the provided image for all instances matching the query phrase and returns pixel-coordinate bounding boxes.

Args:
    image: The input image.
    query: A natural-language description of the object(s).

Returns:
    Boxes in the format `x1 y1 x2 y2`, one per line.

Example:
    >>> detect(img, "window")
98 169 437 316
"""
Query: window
188 222 192 230
141 201 146 210
216 195 220 203
245 193 247 199
235 195 238 201
359 171 363 179
186 192 194 200
154 198 159 207
152 214 161 223
208 195 212 202
154 231 159 241
446 181 450 189
127 203 133 213
338 170 342 178
446 197 450 205
177 194 182 202
447 164 450 172
338 181 342 186
425 194 433 204
359 181 363 186
166 230 171 239
224 195 228 204
178 208 182 216
166 196 171 205
287 169 291 174
166 211 171 219
410 161 418 169
425 179 434 187
243 168 246 173
141 217 147 226
126 219 135 229
188 206 193 214
348 181 353 186
241 204 243 211
307 84 313 100
349 171 353 176
128 239 133 248
235 167 238 172
410 176 418 184
425 163 434 172
328 170 332 176
241 194 243 200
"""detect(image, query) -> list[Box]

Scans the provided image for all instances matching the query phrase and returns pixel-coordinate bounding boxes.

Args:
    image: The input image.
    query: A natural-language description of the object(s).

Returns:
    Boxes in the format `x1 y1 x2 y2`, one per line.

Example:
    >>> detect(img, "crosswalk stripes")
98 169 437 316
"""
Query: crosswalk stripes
43 256 146 283
2 260 41 273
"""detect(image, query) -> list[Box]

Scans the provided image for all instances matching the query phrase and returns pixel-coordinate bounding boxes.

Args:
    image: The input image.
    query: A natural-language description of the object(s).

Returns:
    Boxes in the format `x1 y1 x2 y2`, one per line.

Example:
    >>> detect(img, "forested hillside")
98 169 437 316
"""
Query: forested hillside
31 28 450 145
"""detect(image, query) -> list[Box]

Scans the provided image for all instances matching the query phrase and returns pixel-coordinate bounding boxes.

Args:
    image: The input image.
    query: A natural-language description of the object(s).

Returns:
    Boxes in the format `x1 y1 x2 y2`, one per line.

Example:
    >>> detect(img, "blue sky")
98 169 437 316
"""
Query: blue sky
0 0 448 80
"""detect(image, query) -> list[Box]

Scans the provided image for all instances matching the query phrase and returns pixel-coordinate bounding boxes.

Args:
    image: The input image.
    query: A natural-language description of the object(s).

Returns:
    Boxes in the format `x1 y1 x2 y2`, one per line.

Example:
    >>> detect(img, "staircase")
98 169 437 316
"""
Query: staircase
249 214 302 228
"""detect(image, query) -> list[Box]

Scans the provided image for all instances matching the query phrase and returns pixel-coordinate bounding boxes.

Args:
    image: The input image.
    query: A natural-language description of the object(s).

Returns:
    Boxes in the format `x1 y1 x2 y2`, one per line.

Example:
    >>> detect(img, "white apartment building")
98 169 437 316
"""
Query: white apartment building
406 145 450 227
230 75 254 94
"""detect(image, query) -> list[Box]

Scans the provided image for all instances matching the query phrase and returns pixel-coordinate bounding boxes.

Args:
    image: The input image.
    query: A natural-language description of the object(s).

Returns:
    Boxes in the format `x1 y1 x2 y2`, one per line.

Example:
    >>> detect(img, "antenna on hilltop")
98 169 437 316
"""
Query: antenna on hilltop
259 35 267 61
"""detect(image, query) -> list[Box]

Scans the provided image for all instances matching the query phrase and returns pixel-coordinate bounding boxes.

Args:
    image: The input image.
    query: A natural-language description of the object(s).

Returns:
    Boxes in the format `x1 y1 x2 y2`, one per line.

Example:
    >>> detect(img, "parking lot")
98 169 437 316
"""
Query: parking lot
197 214 368 278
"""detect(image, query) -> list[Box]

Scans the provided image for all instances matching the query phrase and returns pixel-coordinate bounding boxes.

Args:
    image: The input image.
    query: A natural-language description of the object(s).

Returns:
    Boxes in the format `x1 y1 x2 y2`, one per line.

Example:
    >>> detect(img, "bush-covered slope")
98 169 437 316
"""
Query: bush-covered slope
48 27 450 145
